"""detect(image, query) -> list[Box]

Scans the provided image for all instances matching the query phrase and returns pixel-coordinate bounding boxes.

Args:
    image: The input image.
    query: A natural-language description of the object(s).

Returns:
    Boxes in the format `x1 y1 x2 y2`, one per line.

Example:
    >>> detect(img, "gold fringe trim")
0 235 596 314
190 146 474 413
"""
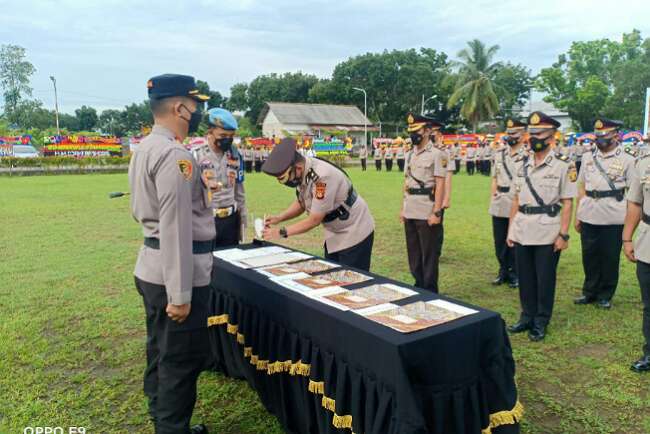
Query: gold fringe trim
210 312 355 431
309 380 325 395
481 401 524 434
207 314 229 327
322 396 336 412
333 414 353 429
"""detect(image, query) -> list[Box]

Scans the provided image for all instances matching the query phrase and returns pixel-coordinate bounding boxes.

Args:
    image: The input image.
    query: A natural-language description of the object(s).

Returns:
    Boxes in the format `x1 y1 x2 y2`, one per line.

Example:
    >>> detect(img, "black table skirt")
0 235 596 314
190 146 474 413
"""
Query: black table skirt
208 244 522 434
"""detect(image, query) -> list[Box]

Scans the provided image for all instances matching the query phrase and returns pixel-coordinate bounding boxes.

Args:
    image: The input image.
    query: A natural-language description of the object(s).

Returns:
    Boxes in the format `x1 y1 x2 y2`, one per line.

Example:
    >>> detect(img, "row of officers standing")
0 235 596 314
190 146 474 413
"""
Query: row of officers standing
485 112 650 375
127 74 650 433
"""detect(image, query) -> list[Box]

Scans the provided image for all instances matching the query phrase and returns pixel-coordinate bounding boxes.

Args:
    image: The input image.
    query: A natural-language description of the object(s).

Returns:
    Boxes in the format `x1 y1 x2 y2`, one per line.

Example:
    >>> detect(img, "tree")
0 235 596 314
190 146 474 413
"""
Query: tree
99 109 126 136
75 105 98 131
537 30 650 130
447 39 501 132
0 44 36 125
491 62 534 117
122 101 153 134
196 80 228 109
227 82 249 112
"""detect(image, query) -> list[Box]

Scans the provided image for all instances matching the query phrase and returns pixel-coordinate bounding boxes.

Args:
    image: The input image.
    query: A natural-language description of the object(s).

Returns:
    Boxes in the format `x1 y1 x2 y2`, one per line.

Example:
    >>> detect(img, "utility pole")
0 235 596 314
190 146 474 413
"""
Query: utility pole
50 76 60 136
353 87 367 146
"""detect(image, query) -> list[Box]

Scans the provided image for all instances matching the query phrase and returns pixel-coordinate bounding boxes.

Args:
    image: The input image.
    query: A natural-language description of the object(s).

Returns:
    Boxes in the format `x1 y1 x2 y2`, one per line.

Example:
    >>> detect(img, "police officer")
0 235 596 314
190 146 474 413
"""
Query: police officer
192 108 247 248
466 144 476 175
452 142 462 174
507 111 576 341
262 138 375 270
396 143 406 172
484 135 494 176
574 139 585 173
374 145 383 171
489 119 527 288
623 152 650 372
385 145 394 171
359 144 368 171
243 145 253 173
253 146 263 172
574 118 636 309
435 135 455 211
129 74 213 434
400 113 447 292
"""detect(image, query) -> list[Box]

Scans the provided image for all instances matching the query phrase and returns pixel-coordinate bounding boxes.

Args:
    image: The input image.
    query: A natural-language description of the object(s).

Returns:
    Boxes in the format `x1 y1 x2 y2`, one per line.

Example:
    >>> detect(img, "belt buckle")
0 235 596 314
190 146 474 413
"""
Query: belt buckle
215 208 230 218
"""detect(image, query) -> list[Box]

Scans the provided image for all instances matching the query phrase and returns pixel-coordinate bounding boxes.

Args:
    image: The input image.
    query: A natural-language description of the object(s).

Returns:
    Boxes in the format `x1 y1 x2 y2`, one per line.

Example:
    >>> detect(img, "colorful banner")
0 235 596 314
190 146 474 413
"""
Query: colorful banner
42 135 122 157
0 144 13 157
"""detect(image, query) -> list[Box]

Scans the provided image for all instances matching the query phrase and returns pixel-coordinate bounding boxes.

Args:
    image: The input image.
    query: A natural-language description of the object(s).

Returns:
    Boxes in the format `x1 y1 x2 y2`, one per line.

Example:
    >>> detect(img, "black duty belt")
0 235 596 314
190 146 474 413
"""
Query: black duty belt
144 237 215 254
643 213 650 225
323 187 358 223
407 187 433 195
518 204 561 217
497 186 510 193
585 189 625 201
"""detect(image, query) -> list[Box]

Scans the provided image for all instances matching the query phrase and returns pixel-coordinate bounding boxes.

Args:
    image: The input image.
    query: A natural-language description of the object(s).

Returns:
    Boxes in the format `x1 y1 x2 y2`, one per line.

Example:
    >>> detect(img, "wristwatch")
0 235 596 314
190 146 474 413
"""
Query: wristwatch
433 210 443 218
279 227 288 238
559 233 570 241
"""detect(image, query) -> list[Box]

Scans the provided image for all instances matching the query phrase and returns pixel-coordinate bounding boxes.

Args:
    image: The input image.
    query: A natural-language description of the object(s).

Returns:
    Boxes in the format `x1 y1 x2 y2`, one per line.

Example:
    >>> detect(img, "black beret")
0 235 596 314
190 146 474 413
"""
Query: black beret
147 74 209 102
262 138 297 176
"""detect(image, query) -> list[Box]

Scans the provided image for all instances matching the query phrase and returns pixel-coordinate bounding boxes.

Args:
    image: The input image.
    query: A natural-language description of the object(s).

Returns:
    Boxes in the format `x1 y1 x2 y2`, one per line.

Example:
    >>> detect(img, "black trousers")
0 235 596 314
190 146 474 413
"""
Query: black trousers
397 158 405 172
466 161 475 175
580 222 623 301
375 159 382 171
576 160 582 174
361 158 367 171
454 159 461 174
484 160 491 176
492 216 516 278
636 261 650 356
135 277 211 434
244 161 253 173
404 219 444 292
254 160 262 172
515 244 561 328
385 159 393 171
214 211 241 248
324 231 374 271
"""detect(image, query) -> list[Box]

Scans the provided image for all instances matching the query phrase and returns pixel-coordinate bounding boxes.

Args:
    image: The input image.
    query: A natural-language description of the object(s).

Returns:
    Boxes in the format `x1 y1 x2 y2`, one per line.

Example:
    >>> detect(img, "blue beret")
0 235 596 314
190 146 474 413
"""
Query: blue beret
207 108 238 131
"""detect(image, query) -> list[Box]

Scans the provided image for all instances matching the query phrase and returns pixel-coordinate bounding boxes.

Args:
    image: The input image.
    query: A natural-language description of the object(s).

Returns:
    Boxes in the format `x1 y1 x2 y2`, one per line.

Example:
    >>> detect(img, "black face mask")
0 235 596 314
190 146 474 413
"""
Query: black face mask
595 137 613 150
180 104 202 135
529 136 550 153
505 135 519 146
410 133 423 146
280 167 301 188
217 137 233 152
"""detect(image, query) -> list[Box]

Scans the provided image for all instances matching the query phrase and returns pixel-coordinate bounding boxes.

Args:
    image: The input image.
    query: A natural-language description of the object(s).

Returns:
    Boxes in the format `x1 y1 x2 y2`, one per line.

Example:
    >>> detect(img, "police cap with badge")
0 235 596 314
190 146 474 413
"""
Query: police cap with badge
147 74 209 102
407 112 444 132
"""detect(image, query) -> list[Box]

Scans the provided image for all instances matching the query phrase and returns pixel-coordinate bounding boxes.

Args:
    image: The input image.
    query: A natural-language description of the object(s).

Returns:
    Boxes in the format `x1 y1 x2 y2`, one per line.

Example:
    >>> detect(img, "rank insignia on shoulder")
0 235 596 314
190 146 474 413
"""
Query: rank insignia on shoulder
315 181 326 200
177 159 193 180
556 153 569 162
625 147 638 157
306 168 319 183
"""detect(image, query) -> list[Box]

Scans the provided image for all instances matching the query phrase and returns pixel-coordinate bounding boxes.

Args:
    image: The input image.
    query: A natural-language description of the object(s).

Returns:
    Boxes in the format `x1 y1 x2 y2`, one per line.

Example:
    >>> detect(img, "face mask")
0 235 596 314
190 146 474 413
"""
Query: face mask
410 132 423 146
180 104 202 135
529 136 550 153
217 137 233 152
278 166 301 188
505 135 519 146
595 137 612 150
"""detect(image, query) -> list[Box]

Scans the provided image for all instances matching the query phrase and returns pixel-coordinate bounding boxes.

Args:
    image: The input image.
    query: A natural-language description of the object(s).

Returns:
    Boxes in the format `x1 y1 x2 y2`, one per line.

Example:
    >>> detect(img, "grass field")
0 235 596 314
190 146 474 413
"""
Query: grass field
1 167 649 434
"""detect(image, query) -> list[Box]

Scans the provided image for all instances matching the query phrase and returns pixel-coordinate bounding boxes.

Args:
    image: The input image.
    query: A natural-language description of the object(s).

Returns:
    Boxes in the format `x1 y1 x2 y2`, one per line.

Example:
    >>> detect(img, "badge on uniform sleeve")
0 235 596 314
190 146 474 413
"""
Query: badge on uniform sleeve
568 163 577 182
315 182 327 200
177 159 193 181
441 157 448 168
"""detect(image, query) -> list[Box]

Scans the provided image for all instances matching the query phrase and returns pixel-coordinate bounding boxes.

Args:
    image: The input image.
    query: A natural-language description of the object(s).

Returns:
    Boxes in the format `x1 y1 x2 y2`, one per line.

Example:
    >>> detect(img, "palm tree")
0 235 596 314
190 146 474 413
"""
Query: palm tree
447 39 501 132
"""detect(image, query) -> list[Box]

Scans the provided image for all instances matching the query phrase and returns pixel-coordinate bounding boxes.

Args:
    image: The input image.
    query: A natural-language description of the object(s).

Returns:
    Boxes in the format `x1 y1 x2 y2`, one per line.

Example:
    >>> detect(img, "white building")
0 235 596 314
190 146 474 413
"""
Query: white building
517 100 573 132
258 102 377 146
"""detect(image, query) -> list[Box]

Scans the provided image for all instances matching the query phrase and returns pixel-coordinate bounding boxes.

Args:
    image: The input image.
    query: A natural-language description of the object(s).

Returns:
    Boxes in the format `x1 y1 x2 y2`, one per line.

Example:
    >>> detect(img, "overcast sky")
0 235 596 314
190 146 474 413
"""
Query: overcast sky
1 0 648 113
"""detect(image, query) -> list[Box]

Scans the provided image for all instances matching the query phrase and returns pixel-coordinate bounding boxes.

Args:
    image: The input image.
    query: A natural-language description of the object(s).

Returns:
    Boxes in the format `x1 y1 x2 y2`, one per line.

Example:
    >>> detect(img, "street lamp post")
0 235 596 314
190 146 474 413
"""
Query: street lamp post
49 76 60 136
421 94 437 115
352 87 367 147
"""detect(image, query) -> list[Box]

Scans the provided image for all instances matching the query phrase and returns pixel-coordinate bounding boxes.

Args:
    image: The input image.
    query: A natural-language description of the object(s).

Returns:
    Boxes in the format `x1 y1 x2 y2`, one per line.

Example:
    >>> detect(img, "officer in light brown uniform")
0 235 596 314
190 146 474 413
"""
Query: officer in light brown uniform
396 142 406 172
574 118 636 309
358 144 368 171
507 111 576 342
623 151 650 372
129 74 213 434
489 119 527 288
400 113 447 292
262 138 375 270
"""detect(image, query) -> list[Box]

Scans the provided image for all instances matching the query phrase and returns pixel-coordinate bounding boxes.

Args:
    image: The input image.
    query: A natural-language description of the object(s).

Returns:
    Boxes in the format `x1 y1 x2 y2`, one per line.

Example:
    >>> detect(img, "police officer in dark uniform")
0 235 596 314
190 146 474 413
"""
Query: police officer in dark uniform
574 118 636 309
507 111 576 342
129 74 213 434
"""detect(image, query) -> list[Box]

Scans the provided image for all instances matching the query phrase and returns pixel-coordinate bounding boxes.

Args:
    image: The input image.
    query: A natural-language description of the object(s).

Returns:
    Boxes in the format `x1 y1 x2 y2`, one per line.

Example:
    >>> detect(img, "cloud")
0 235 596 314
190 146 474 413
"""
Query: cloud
1 0 648 113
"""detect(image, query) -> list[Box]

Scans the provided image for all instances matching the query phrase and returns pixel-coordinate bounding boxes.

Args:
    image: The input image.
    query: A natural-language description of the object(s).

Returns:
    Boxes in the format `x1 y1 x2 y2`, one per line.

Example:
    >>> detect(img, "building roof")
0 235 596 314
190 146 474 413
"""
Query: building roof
259 102 373 127
517 100 569 118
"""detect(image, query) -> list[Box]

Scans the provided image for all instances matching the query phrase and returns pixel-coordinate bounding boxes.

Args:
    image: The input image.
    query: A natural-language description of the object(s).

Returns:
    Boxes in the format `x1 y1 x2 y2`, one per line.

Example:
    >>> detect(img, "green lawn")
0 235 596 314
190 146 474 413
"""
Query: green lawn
1 168 649 434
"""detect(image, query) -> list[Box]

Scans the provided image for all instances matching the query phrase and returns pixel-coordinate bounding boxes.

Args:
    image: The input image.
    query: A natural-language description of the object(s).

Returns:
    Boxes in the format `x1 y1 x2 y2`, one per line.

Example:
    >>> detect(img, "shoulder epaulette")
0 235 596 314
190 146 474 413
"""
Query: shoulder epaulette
555 153 569 162
625 147 638 158
305 168 319 184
